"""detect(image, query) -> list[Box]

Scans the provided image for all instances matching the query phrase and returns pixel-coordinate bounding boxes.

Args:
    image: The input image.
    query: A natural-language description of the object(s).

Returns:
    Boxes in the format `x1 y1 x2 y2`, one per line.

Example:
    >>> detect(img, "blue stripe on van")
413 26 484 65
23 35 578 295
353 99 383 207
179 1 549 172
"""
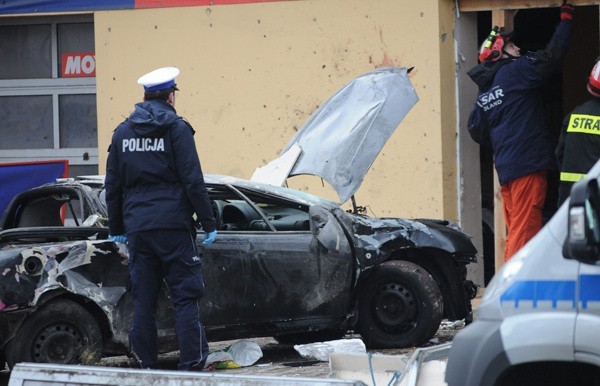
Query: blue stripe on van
500 275 600 309
580 275 600 308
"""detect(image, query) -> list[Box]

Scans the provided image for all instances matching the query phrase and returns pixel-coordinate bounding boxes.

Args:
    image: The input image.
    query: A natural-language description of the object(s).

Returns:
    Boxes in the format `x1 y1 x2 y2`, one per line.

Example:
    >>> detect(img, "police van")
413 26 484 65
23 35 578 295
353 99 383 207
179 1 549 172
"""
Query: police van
445 159 600 386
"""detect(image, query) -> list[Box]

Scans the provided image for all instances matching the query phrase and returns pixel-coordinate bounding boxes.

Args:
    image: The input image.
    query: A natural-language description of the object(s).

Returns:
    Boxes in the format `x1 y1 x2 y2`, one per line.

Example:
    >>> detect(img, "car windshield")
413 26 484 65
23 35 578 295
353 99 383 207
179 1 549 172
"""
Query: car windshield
260 183 338 207
207 174 339 208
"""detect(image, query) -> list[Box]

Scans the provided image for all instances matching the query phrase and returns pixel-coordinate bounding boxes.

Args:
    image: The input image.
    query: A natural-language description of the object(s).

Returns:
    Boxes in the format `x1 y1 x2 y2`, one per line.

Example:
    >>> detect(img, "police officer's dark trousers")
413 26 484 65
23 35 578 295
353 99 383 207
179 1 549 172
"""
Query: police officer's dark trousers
127 229 209 370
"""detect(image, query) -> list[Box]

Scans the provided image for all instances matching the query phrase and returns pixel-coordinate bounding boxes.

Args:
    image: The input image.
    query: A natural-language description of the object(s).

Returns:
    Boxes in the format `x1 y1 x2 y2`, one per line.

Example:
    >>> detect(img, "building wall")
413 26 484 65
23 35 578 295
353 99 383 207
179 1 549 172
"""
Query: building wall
95 0 459 221
437 0 459 221
455 12 484 286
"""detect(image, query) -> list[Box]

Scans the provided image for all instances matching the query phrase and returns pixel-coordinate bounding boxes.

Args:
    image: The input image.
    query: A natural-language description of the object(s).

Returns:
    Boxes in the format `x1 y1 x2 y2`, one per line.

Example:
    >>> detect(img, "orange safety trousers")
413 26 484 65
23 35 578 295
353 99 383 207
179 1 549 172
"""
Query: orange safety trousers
500 170 547 261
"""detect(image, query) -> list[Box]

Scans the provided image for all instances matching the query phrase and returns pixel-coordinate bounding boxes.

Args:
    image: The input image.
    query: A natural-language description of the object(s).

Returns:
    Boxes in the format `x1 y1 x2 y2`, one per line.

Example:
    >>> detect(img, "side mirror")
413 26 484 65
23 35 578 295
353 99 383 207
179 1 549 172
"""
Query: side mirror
564 178 600 264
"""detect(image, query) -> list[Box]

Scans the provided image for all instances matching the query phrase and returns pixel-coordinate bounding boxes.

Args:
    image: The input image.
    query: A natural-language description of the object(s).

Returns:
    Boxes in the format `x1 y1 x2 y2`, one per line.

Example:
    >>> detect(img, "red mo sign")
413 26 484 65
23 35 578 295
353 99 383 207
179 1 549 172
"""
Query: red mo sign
61 53 96 77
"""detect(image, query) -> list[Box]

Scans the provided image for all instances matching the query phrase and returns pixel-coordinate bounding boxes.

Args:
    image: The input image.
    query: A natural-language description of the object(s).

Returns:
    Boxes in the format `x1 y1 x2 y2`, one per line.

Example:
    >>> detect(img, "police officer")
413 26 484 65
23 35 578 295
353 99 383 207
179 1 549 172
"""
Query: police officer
556 59 600 207
105 67 217 371
467 3 574 261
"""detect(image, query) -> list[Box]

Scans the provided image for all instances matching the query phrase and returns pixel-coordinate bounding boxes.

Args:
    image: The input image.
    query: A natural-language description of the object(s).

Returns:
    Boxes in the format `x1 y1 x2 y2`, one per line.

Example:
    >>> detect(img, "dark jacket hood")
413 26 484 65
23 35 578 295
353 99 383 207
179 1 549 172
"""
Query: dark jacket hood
128 100 180 138
467 59 511 90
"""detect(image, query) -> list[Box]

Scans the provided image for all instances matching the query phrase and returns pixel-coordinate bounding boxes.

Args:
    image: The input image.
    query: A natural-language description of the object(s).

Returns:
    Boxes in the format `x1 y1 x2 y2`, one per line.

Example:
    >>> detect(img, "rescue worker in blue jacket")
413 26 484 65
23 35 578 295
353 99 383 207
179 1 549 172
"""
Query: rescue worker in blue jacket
105 66 217 371
556 58 600 207
467 3 574 261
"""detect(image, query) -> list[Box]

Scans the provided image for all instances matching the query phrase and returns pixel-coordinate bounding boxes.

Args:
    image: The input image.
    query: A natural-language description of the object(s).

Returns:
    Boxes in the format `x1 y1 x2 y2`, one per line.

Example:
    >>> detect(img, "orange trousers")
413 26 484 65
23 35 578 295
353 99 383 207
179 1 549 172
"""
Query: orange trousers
500 170 547 261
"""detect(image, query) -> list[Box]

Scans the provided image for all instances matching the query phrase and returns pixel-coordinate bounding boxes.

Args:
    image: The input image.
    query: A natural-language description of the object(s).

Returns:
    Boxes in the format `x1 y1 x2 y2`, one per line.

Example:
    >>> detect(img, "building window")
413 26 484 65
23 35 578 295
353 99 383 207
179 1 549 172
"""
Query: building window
59 94 98 148
0 15 97 177
0 95 53 149
0 24 52 79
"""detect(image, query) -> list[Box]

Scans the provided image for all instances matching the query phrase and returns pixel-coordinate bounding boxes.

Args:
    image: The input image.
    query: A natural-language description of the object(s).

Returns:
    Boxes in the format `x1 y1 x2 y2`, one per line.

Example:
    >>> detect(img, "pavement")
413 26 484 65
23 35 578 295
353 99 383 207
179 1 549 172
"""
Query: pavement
0 295 483 386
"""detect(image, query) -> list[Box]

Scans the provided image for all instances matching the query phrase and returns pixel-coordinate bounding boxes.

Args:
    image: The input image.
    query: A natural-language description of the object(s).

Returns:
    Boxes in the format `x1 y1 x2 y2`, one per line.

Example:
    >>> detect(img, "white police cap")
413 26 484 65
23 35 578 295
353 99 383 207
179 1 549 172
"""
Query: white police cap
137 67 180 91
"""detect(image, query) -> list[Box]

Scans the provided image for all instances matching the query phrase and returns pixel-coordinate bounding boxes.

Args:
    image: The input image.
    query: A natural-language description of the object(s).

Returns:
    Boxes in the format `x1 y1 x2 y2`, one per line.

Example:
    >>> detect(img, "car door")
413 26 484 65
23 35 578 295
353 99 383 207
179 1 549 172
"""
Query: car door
574 262 600 362
199 185 354 335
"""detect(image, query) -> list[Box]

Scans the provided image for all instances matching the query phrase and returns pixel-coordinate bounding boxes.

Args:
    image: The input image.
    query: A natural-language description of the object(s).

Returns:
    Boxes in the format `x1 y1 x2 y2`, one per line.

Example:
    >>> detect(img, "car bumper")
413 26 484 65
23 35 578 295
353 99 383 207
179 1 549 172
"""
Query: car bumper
445 319 511 386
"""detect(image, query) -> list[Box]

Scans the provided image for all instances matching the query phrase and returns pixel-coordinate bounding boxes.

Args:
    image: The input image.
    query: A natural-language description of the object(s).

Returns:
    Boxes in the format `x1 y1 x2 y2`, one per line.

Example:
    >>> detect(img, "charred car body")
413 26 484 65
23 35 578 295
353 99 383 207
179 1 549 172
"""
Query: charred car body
0 176 476 368
0 67 477 368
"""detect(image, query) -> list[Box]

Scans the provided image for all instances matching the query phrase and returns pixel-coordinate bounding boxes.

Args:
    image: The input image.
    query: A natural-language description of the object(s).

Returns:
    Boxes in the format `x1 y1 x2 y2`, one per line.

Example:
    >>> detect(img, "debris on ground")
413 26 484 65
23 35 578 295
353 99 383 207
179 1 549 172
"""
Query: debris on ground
205 340 263 370
294 338 366 362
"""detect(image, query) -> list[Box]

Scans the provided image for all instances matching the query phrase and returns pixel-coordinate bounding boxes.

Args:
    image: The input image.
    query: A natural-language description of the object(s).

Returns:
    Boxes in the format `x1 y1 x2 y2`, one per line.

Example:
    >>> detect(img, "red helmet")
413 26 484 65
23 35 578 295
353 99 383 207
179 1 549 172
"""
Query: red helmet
478 27 514 63
587 59 600 97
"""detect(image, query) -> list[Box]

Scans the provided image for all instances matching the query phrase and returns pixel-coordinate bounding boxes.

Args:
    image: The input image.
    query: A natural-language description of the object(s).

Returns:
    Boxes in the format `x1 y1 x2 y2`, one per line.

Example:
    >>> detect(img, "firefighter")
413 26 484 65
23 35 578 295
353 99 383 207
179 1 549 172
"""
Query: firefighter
556 59 600 207
467 3 575 261
105 67 217 370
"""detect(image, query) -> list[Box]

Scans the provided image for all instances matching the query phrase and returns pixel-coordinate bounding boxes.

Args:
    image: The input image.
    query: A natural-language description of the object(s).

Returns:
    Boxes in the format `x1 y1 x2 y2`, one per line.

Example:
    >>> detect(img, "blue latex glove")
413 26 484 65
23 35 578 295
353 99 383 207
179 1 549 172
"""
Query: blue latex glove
109 234 128 244
202 230 217 246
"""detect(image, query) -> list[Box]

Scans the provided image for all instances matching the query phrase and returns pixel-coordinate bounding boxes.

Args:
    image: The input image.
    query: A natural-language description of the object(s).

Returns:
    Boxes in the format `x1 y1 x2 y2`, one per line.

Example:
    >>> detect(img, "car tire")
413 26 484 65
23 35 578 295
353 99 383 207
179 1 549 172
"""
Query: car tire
5 299 102 369
357 260 443 348
274 329 347 345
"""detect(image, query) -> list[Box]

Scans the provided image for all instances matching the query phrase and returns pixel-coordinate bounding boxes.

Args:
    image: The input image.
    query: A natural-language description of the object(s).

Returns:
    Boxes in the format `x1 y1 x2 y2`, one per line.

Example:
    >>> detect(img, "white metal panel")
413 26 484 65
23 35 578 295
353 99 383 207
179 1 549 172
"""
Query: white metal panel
501 313 576 364
8 363 366 386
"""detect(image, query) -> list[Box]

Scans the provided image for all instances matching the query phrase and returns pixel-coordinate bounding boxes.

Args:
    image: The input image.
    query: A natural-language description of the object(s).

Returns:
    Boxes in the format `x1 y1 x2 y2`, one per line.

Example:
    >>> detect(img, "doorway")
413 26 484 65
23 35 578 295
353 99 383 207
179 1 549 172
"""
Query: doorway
474 5 599 285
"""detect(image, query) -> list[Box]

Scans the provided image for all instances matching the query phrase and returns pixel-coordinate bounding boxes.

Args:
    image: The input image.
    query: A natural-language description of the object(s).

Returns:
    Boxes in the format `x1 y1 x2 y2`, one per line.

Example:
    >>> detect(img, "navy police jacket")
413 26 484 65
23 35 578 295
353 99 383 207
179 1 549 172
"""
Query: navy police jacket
467 19 572 185
105 100 216 235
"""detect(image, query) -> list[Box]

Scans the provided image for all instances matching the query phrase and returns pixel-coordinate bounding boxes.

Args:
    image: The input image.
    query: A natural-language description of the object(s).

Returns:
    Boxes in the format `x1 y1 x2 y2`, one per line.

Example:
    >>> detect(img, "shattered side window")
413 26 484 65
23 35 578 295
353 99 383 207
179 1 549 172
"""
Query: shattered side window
254 202 310 231
13 190 85 228
254 183 337 208
62 196 85 226
239 189 311 232
218 198 268 231
208 185 311 232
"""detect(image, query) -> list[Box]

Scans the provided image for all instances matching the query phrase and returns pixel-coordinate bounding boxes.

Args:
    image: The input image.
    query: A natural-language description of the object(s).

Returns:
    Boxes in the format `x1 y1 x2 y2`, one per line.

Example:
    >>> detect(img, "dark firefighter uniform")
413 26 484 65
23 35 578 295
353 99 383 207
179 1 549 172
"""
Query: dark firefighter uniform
105 67 216 371
467 11 573 260
556 99 600 207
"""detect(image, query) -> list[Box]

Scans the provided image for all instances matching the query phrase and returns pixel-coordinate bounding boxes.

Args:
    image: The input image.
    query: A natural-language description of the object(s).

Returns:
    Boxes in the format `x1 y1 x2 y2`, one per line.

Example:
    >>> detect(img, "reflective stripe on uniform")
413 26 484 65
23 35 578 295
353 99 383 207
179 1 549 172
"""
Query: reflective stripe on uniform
560 172 586 182
566 114 600 135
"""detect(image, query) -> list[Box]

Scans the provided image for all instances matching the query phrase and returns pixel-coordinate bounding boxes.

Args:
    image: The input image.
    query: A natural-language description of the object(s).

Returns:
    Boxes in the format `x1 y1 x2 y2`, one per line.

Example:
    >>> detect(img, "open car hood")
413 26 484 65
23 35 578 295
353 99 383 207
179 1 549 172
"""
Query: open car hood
251 66 418 203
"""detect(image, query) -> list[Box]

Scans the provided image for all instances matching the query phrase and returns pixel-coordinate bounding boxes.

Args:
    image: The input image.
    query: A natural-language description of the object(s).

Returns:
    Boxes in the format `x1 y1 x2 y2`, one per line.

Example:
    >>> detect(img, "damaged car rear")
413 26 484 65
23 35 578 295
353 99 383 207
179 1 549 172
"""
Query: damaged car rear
0 67 477 368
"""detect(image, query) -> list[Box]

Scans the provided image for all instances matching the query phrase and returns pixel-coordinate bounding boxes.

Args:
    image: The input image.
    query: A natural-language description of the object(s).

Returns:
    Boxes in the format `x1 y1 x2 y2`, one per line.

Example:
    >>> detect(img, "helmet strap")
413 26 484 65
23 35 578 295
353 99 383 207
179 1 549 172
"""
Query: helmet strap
502 49 518 60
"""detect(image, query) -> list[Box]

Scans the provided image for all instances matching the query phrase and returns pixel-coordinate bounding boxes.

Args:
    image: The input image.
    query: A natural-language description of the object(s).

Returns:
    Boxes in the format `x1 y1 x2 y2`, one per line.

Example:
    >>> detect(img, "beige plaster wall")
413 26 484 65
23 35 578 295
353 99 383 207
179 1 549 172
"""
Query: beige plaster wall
95 0 458 220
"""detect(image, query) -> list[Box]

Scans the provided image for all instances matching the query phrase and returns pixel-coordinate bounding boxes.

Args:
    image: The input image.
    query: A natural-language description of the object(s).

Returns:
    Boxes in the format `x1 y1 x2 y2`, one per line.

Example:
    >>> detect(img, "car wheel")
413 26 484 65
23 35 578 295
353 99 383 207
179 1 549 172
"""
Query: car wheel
357 260 443 348
5 299 102 369
274 329 347 345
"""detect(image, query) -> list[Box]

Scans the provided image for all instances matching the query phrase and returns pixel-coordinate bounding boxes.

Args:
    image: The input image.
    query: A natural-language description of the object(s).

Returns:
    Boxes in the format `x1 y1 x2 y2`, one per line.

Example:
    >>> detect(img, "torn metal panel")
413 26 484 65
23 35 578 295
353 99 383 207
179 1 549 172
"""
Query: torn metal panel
335 211 477 268
280 67 419 203
309 205 352 255
251 143 302 187
0 240 130 345
0 247 41 309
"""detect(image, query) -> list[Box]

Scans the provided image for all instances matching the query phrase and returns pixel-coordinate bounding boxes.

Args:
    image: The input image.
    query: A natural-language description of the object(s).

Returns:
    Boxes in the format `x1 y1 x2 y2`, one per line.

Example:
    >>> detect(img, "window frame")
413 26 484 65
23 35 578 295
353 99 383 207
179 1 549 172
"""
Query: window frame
0 15 97 169
207 184 312 233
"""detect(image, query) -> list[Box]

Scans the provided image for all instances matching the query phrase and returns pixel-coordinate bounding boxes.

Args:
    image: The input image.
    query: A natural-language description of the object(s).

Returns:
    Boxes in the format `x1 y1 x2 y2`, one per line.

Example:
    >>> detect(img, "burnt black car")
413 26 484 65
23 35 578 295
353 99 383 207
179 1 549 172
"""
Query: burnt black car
0 67 477 368
0 175 476 368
